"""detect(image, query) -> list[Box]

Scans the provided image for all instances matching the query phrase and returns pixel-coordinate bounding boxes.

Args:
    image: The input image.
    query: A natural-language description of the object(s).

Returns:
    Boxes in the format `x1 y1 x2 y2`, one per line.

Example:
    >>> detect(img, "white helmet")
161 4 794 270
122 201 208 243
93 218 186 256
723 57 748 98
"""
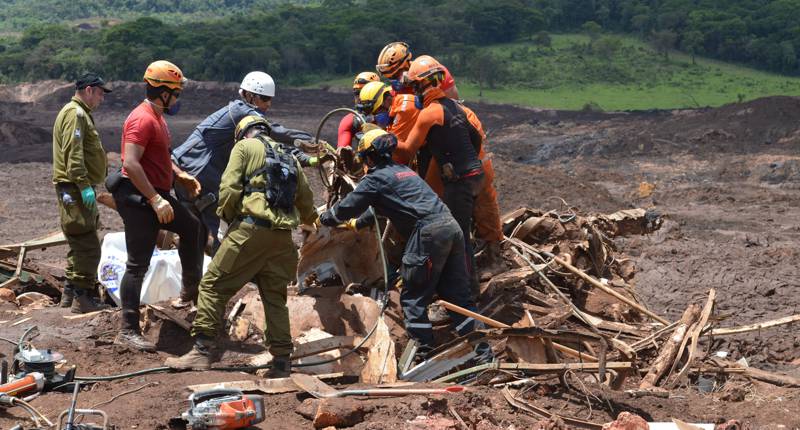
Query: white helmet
239 71 275 97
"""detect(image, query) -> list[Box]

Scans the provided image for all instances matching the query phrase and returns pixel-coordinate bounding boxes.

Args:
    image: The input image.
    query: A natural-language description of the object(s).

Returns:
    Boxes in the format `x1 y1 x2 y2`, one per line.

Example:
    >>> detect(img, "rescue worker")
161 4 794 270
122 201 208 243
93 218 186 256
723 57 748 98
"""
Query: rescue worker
376 41 460 99
172 71 320 258
337 71 380 149
394 55 484 292
377 44 504 282
52 72 112 313
112 60 204 351
165 115 317 376
319 129 488 360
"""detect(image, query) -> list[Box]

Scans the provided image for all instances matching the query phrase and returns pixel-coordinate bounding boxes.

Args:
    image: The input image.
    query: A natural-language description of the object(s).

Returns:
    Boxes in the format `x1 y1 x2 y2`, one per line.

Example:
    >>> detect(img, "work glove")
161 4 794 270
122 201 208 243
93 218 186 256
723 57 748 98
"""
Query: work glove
175 171 201 199
149 194 175 224
360 122 380 133
308 156 320 167
80 186 96 209
336 218 359 231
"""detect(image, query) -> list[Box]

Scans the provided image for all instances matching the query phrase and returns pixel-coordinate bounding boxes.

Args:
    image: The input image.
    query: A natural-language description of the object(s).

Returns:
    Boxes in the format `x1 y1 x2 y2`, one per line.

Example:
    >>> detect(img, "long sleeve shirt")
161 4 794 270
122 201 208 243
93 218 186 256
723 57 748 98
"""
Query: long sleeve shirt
217 134 316 229
52 96 107 188
172 100 313 196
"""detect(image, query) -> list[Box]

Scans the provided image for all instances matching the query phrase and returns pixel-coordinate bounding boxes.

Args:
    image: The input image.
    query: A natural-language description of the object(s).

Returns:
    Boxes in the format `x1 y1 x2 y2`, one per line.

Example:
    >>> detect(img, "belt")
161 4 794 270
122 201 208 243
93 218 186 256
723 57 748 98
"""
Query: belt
239 215 272 228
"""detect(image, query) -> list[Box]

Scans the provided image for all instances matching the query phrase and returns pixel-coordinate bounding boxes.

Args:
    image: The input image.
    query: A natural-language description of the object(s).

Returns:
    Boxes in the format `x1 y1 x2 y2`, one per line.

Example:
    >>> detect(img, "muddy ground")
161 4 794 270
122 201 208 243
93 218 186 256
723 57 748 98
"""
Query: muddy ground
1 81 799 428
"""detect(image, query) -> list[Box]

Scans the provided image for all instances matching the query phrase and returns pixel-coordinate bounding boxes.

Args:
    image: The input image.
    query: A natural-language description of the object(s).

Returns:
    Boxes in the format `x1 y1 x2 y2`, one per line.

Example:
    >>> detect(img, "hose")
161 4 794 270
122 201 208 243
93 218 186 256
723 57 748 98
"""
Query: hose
74 208 391 382
312 107 367 194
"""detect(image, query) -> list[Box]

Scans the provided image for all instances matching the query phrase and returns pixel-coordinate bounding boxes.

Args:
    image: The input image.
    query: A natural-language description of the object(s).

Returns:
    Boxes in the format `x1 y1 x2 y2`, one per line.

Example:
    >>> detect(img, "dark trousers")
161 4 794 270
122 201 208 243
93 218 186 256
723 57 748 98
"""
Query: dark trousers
399 216 477 348
112 179 203 331
442 173 484 293
176 186 220 255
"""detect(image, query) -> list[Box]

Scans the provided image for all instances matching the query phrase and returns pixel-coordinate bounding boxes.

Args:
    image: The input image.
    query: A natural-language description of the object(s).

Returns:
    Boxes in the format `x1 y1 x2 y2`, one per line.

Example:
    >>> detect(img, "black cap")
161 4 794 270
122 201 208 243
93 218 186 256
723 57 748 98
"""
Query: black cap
75 73 112 93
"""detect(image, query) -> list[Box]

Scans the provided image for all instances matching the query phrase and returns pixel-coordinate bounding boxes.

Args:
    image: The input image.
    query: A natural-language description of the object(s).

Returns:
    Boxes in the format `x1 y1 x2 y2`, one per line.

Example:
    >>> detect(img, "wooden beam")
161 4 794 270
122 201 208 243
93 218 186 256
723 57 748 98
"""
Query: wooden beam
708 314 800 336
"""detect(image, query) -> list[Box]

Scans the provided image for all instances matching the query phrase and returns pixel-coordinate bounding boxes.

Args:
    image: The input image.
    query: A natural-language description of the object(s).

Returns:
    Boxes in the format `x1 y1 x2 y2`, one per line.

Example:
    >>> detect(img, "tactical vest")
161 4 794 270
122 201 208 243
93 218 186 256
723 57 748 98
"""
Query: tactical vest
425 98 482 180
243 135 298 213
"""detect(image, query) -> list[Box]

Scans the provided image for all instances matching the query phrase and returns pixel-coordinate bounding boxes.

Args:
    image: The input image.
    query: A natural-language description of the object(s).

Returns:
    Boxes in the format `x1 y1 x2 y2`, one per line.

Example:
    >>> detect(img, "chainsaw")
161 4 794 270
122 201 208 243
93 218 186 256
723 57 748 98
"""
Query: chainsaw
171 388 265 430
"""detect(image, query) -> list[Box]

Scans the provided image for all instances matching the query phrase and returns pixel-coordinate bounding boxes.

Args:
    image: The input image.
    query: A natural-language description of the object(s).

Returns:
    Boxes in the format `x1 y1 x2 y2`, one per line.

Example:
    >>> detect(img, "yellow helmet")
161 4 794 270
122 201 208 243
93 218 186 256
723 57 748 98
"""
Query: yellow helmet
353 71 380 92
143 60 187 90
358 81 392 114
357 128 397 162
376 42 411 79
235 115 270 141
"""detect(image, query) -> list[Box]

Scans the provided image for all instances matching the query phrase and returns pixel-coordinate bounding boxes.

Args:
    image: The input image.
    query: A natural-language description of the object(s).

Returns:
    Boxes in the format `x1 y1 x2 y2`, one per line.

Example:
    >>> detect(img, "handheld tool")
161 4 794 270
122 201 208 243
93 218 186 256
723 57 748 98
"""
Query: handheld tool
180 388 265 430
0 372 45 398
56 381 108 430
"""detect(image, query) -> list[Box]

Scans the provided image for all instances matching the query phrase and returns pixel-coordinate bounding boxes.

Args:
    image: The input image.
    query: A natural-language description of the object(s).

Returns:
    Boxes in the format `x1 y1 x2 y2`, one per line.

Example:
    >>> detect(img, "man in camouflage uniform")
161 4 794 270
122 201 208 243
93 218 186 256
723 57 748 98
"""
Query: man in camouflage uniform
165 115 317 377
52 73 112 313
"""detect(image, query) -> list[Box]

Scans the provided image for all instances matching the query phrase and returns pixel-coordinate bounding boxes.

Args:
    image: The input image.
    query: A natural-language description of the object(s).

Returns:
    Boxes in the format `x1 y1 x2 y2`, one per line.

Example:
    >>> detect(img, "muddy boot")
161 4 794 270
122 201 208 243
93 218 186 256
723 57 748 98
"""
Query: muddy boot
114 329 157 353
478 241 506 282
59 285 74 308
70 289 111 314
263 355 291 379
165 337 217 370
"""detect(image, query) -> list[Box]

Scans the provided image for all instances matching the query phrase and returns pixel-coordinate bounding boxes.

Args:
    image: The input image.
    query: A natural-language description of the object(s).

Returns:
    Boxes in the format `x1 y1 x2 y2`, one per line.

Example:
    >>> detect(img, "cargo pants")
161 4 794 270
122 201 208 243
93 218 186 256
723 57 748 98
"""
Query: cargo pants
192 219 296 357
400 215 477 349
56 184 101 291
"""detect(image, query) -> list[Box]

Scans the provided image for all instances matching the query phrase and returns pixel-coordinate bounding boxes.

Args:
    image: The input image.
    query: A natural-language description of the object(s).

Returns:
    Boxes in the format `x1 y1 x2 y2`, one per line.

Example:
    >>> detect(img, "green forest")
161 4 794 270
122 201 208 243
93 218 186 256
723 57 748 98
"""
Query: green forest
1 0 799 89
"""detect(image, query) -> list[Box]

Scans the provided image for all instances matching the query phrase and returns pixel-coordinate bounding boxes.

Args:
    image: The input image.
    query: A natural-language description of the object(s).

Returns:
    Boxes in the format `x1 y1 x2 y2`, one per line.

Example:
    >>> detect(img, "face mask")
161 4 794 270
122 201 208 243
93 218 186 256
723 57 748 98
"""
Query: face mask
164 99 181 116
374 112 390 128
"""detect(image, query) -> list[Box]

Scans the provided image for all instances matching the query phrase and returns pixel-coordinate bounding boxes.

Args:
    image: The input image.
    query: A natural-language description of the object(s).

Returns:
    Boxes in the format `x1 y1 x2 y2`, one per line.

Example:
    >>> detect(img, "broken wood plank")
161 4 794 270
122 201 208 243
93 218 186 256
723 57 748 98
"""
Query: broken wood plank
667 289 715 388
707 313 800 336
11 317 32 326
360 316 397 384
640 304 700 389
293 335 364 360
187 372 345 394
63 309 116 320
742 367 800 388
435 361 633 383
148 304 192 331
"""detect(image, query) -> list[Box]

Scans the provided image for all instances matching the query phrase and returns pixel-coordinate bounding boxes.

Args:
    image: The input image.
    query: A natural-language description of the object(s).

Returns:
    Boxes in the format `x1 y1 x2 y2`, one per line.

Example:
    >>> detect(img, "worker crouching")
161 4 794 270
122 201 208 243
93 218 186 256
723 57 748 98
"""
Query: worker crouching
165 115 317 377
319 129 490 361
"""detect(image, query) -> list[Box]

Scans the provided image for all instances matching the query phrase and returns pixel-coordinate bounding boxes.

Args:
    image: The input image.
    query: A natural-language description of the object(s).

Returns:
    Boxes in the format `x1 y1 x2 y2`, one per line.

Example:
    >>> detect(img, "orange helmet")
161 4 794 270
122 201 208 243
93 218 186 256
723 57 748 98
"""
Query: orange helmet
352 71 380 92
376 42 412 78
143 60 187 90
405 55 445 84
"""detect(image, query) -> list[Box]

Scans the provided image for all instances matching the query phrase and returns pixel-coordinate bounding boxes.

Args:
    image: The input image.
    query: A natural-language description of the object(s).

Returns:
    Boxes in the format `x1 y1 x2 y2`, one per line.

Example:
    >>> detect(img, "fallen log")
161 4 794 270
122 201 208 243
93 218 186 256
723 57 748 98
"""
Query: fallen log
666 289 715 388
640 304 700 389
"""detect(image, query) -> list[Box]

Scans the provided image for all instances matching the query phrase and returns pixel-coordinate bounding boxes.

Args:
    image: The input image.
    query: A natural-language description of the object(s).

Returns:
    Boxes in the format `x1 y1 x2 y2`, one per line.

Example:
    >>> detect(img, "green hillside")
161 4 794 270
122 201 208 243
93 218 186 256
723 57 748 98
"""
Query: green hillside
319 34 800 110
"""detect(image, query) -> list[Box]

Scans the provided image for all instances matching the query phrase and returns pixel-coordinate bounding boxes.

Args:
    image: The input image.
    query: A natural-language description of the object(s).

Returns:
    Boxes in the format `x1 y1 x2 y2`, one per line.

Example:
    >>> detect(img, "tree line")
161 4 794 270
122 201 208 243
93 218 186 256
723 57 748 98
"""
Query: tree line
0 0 798 84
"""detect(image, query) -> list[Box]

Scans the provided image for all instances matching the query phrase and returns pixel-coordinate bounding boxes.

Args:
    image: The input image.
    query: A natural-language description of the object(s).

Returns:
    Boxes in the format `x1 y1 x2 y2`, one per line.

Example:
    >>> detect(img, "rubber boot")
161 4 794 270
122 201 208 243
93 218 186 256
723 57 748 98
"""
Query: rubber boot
114 329 157 353
478 241 506 282
263 355 291 379
165 336 217 370
70 289 111 314
60 285 74 308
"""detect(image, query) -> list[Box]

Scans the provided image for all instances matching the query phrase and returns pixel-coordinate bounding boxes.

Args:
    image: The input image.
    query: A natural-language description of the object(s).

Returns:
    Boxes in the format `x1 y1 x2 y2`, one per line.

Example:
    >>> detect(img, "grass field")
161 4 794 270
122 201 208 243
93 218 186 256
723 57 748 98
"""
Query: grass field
314 34 800 111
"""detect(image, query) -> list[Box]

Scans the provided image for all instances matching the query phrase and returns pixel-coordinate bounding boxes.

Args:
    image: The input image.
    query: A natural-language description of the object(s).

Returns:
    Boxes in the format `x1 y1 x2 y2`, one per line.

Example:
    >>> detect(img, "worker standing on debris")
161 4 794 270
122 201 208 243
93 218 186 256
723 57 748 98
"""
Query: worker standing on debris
172 71 321 256
337 71 380 149
377 45 505 284
319 129 489 360
112 60 204 352
52 72 113 314
165 115 317 376
394 55 485 291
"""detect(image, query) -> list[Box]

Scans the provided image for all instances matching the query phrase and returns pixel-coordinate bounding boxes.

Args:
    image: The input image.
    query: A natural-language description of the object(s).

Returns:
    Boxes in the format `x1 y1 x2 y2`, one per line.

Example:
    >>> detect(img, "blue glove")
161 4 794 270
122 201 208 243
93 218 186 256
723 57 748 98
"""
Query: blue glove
80 186 96 209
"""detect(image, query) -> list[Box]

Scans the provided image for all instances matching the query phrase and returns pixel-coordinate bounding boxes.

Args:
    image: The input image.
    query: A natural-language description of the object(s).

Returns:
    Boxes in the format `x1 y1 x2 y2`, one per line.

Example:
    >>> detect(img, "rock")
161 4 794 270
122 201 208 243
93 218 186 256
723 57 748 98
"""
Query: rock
296 398 320 420
312 398 369 429
716 420 742 430
602 412 648 430
405 416 458 430
0 288 16 303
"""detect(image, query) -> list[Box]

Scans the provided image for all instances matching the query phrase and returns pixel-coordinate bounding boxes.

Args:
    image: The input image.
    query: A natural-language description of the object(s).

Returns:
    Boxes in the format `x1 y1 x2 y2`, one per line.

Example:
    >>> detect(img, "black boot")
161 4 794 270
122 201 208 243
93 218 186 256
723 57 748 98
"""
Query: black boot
264 355 291 378
71 289 111 314
60 284 74 308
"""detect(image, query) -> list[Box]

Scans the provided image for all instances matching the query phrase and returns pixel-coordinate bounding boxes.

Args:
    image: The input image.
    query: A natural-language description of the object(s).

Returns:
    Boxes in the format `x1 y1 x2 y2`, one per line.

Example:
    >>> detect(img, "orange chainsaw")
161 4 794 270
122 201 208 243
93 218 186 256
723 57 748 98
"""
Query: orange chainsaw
175 388 265 430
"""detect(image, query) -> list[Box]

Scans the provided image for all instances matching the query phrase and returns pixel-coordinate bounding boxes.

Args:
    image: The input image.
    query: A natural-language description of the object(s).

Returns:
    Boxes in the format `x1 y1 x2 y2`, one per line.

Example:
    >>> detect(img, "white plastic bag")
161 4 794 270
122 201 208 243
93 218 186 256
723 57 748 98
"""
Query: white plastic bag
98 232 211 306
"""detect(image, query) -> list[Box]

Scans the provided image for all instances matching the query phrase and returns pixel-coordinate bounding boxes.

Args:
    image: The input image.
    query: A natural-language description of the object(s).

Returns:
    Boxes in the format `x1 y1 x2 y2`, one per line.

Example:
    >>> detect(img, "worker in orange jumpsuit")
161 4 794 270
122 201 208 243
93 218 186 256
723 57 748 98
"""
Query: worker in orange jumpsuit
376 44 504 284
394 55 484 293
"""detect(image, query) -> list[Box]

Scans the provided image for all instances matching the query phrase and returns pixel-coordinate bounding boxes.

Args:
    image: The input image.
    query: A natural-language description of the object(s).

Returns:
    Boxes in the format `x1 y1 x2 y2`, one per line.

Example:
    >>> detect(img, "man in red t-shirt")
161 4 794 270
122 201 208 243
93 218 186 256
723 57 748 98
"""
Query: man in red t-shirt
111 60 204 352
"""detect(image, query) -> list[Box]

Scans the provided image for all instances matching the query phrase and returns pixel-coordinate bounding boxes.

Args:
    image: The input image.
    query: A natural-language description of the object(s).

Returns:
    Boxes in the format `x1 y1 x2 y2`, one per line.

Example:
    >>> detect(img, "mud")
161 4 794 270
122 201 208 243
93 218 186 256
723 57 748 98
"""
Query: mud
1 81 799 428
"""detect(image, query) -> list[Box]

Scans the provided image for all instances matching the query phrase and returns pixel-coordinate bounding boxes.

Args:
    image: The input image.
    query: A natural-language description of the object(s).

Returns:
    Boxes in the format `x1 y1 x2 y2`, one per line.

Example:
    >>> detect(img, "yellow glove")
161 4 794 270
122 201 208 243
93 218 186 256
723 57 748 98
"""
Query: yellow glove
176 171 201 198
149 194 175 224
337 218 358 231
360 122 380 133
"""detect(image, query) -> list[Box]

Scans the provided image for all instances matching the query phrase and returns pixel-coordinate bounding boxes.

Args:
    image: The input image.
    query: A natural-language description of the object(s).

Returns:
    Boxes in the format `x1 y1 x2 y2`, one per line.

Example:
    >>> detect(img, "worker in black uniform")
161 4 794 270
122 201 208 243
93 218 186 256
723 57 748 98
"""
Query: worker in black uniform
319 129 489 360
